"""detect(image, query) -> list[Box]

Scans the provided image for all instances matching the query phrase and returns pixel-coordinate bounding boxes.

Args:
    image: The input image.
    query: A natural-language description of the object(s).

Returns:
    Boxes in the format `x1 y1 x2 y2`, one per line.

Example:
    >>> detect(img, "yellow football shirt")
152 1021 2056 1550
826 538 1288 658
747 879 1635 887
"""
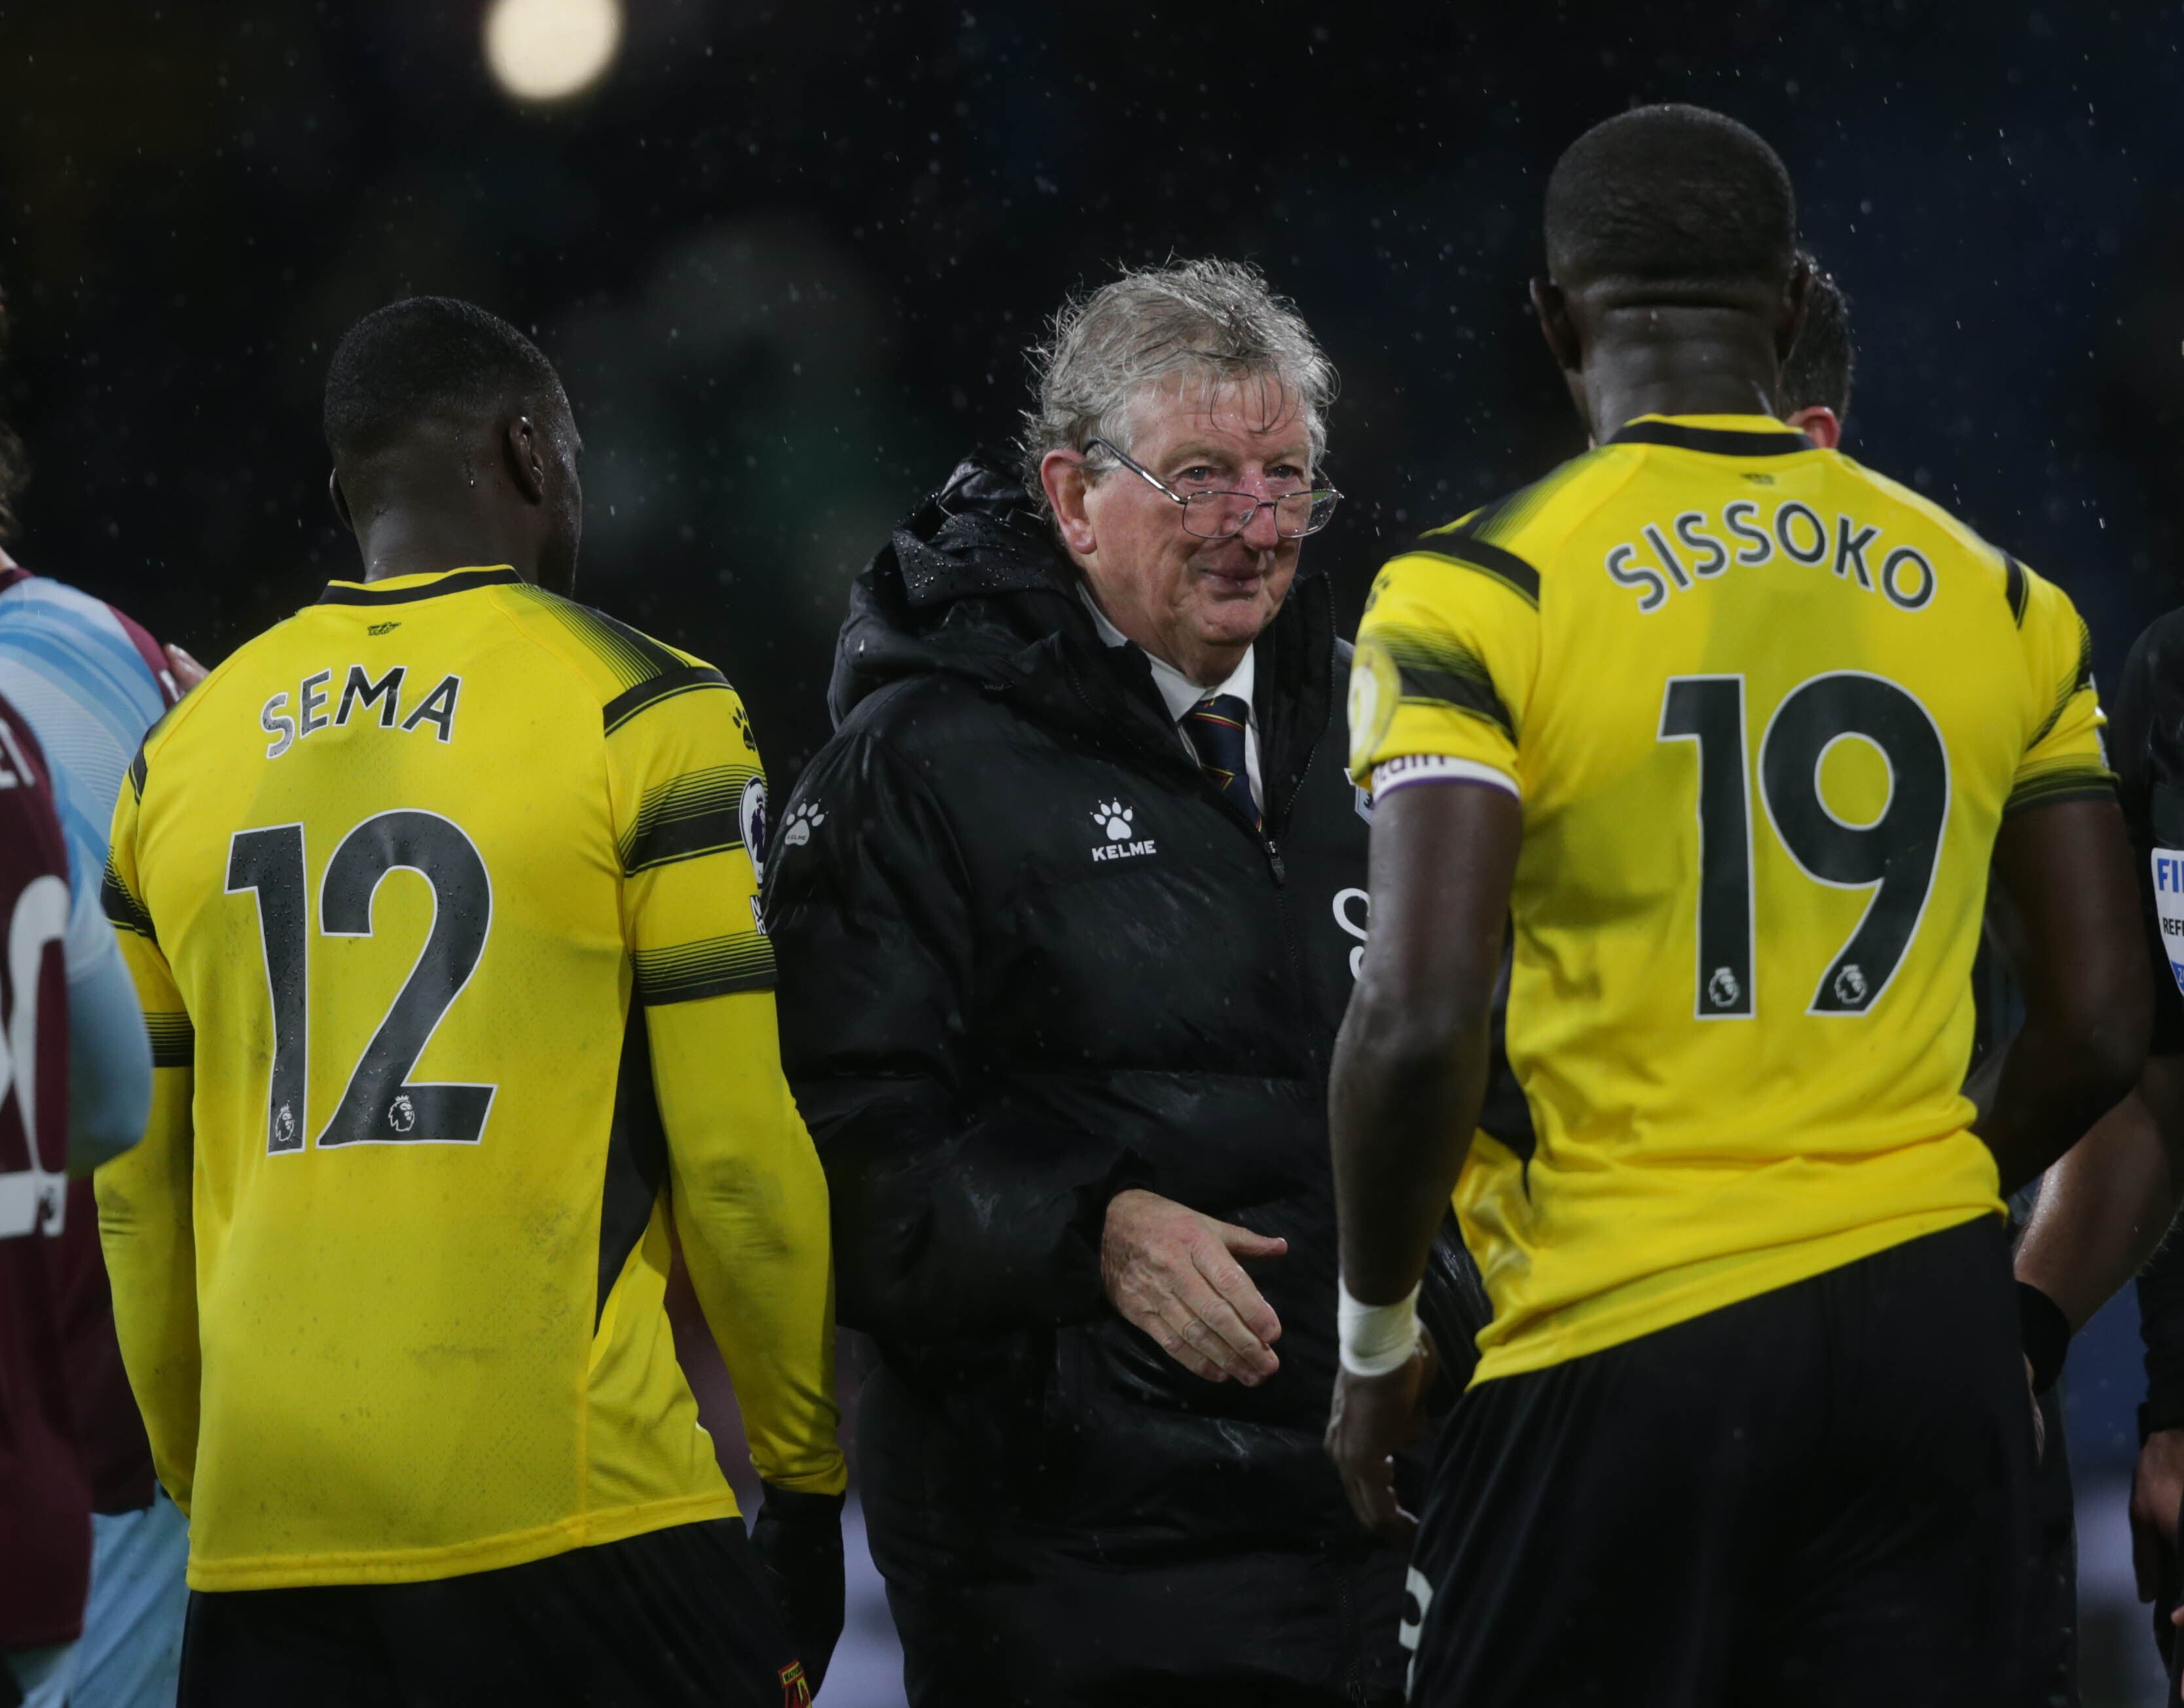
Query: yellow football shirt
1350 416 2111 1385
97 566 843 1590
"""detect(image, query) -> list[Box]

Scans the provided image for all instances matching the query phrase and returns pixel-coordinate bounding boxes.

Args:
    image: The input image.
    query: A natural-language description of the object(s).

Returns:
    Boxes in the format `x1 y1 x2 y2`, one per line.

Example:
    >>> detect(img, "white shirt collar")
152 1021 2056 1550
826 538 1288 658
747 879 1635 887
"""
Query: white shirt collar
1078 585 1256 725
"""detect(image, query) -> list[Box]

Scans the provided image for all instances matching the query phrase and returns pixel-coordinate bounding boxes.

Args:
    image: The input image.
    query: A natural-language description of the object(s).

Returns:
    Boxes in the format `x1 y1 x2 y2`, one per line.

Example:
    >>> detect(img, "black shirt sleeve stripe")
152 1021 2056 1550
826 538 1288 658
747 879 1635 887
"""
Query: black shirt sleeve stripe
2004 764 2119 816
623 810 744 875
102 857 156 942
632 934 777 1004
143 1012 194 1068
2026 621 2097 752
620 766 757 874
1412 539 1542 608
2003 553 2030 628
602 664 732 735
1397 664 1515 739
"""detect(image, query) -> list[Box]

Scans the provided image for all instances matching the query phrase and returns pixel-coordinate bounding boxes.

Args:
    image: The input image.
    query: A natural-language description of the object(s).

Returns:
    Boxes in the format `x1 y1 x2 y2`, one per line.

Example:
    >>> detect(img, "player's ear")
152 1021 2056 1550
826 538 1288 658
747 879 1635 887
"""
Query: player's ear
1530 278 1580 374
327 469 355 536
503 415 548 506
1787 405 1842 451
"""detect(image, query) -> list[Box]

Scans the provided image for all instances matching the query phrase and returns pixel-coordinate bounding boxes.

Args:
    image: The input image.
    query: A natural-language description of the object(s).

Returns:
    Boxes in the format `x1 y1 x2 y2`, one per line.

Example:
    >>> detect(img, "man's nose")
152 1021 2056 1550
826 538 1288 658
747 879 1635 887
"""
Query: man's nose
1236 495 1284 551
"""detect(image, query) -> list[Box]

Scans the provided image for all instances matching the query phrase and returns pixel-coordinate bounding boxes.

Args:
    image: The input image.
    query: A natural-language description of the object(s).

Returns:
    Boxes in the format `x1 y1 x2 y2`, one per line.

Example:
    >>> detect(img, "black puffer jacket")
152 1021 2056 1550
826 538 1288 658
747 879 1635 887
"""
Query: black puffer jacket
765 454 1482 1673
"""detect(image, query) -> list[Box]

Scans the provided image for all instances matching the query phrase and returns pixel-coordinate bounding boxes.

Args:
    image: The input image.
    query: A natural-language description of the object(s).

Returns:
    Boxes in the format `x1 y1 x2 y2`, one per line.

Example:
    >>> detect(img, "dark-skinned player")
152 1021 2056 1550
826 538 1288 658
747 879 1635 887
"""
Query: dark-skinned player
2013 598 2184 1703
1324 105 2147 1705
95 298 844 1708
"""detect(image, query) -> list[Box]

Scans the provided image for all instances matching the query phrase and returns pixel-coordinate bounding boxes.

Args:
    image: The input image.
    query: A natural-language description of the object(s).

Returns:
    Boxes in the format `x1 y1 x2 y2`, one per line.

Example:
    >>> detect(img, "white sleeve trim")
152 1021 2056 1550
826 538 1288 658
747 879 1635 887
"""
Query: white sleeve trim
1370 755 1520 801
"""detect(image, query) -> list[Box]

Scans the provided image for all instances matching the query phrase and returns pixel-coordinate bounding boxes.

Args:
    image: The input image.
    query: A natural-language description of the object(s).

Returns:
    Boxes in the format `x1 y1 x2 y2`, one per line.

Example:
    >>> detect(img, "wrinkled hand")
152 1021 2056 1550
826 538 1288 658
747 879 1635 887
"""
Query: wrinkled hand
2131 1426 2184 1609
1326 1330 1438 1547
164 643 207 695
1101 1188 1286 1384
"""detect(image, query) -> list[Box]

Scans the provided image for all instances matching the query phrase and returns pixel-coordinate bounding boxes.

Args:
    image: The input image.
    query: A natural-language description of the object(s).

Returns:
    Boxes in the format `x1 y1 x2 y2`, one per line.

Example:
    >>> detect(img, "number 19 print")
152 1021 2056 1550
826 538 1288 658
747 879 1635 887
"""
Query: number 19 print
1658 670 1950 1021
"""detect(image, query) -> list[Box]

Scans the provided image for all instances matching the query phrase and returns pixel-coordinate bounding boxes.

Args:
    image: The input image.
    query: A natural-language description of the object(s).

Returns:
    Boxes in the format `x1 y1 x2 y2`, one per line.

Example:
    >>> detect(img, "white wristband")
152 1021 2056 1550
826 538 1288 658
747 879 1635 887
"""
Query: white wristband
1338 1279 1421 1377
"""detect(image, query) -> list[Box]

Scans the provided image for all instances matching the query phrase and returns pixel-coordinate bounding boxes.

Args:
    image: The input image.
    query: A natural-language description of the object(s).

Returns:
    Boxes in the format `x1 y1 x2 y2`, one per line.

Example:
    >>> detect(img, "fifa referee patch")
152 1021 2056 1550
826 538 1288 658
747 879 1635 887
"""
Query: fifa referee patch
2153 849 2184 996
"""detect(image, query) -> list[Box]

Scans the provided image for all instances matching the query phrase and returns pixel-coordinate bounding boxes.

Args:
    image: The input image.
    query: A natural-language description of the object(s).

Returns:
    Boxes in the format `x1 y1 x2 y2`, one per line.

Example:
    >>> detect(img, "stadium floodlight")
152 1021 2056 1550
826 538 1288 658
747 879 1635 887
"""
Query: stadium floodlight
483 0 623 104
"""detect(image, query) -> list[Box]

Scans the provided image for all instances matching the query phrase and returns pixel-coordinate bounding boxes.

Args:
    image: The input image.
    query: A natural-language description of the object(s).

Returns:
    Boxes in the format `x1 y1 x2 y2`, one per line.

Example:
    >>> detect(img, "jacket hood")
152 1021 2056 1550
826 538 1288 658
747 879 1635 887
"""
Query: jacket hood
827 450 1092 727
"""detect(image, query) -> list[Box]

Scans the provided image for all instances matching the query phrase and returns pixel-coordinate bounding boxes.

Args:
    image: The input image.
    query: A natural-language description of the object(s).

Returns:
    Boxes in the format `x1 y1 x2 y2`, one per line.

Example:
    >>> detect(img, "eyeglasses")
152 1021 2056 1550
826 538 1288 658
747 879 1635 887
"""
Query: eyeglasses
1083 438 1341 539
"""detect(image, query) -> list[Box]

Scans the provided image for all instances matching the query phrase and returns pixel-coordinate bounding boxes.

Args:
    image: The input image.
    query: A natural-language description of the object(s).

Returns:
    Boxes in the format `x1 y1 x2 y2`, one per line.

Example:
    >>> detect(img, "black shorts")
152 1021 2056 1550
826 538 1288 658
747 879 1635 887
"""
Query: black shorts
177 1517 807 1708
1407 1216 2034 1707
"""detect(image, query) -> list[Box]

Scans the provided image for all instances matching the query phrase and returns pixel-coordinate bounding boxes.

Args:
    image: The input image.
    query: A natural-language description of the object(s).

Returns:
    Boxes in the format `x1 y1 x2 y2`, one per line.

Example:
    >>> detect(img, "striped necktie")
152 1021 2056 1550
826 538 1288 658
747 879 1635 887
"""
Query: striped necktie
1182 693 1260 830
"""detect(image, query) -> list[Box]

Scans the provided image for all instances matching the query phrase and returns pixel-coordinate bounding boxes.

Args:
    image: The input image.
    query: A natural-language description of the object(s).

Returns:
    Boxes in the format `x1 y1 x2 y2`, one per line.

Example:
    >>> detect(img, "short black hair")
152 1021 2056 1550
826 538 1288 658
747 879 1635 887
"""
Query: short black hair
1544 104 1796 290
1780 254 1853 421
323 296 566 465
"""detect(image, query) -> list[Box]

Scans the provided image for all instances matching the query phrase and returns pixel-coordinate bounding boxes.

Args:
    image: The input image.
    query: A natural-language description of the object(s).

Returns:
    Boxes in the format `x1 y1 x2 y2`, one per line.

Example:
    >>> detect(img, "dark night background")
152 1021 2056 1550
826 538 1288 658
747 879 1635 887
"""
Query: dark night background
7 2 2182 1699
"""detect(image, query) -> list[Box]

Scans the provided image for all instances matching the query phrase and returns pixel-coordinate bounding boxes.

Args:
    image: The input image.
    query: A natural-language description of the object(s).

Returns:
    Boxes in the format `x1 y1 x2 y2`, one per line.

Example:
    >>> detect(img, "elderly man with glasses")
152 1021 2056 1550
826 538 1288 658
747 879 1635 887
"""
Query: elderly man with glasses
764 260 1482 1707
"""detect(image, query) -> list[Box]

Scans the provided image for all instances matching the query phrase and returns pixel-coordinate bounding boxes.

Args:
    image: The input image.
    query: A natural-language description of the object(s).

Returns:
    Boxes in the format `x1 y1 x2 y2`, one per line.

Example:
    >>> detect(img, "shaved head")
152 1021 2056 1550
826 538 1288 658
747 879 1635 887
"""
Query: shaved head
1545 104 1797 293
323 296 568 471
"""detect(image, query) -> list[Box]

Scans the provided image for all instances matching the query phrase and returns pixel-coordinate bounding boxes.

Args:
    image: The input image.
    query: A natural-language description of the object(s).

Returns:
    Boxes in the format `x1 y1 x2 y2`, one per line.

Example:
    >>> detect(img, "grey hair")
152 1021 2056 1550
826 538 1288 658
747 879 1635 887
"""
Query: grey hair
1020 259 1337 511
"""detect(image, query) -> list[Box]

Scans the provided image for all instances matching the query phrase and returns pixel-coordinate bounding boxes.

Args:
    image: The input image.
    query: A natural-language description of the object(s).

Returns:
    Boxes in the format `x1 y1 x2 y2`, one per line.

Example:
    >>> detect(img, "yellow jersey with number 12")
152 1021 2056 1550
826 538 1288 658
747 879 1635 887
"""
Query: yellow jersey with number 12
98 566 843 1591
1349 415 2111 1386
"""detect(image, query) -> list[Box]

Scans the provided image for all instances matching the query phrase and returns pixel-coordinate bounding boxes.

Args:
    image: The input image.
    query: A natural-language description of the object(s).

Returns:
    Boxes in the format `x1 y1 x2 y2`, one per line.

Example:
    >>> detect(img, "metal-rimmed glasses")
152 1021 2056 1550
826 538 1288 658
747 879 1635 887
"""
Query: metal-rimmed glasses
1083 437 1341 539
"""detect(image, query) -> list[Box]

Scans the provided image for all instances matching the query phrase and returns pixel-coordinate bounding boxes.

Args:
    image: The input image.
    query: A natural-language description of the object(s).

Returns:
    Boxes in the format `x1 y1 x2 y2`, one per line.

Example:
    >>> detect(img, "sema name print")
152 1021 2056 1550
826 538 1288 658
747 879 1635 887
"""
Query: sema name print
261 664 463 759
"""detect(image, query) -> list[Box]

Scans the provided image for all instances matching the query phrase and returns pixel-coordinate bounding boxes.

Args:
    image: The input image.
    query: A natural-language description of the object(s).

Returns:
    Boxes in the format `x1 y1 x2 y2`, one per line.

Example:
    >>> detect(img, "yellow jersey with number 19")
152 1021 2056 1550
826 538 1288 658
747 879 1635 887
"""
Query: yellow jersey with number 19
1349 416 2112 1387
97 566 843 1591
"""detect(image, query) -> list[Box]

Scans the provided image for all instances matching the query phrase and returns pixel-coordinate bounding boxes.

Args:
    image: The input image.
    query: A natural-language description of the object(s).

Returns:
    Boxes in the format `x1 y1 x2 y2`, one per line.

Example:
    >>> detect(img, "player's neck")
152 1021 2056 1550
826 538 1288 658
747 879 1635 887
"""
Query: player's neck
1578 314 1781 444
348 510 537 587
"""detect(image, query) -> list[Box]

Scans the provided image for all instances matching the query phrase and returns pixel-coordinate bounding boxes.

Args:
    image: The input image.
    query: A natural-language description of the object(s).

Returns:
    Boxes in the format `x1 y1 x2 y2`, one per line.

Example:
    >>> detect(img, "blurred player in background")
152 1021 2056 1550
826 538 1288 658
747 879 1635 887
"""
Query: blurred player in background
0 280 194 1708
97 297 845 1707
1 687 153 1707
2016 597 2184 1700
1326 104 2147 1704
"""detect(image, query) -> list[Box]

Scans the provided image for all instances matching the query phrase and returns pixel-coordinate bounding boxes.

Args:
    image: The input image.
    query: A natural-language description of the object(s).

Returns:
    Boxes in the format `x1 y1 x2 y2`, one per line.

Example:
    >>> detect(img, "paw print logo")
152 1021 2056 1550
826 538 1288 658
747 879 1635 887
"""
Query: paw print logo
387 1094 416 1135
1093 801 1134 841
1832 964 1868 1007
733 704 759 754
781 801 826 849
